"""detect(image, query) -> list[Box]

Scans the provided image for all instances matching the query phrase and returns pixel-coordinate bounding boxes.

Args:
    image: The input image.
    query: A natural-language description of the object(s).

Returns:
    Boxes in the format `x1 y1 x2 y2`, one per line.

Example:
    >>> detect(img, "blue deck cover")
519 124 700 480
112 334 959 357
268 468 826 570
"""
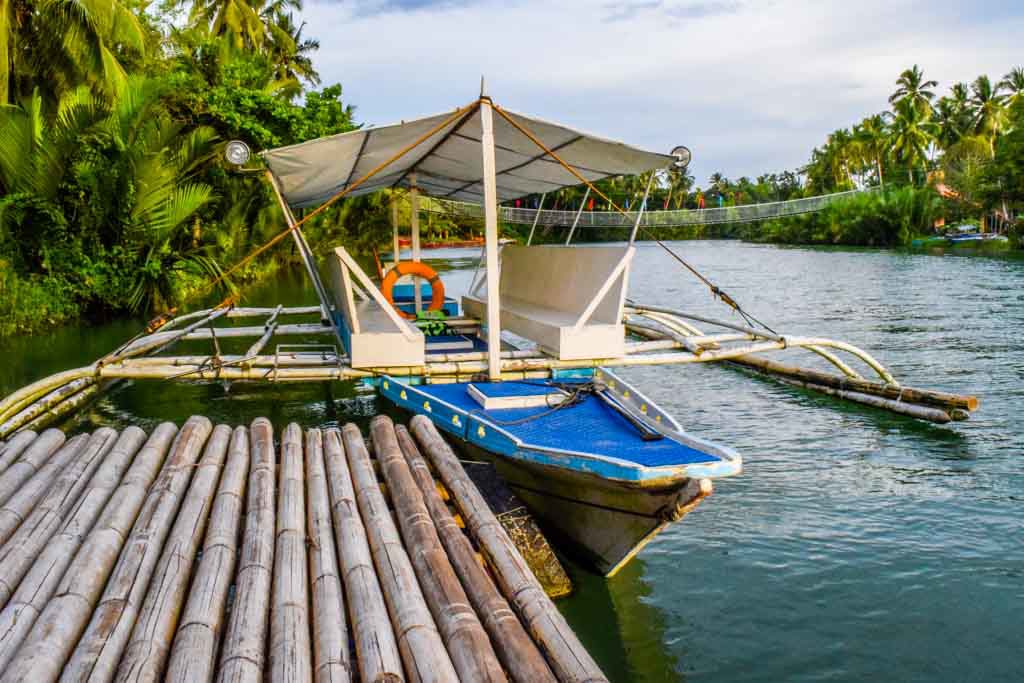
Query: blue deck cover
416 380 721 468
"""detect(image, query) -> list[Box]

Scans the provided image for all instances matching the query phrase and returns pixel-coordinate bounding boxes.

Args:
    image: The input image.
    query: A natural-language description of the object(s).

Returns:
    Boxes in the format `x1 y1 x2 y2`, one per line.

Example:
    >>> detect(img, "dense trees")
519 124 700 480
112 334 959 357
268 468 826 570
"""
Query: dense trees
0 0 365 336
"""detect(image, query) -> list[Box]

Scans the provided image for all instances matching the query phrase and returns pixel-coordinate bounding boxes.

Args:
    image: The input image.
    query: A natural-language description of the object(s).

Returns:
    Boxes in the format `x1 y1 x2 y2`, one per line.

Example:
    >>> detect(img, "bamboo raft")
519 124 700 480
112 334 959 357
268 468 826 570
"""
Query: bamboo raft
0 415 604 683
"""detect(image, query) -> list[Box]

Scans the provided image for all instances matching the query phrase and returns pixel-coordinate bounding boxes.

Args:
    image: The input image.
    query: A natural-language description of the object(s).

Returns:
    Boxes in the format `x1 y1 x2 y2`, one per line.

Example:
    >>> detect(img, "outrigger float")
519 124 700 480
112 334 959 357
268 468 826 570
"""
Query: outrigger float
0 92 979 577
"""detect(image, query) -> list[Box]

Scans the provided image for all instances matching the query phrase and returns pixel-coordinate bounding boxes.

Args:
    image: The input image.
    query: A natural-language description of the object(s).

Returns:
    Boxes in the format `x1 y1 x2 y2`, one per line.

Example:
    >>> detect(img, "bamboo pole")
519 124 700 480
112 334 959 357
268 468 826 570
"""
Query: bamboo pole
0 427 146 673
0 427 118 607
371 417 505 683
0 430 36 474
0 428 66 507
409 416 608 683
270 423 313 683
305 428 351 683
115 424 231 683
0 432 89 547
727 353 978 412
342 423 458 682
2 423 178 683
394 425 555 683
218 417 277 683
165 426 250 683
21 383 102 433
0 377 95 435
61 416 212 683
0 367 92 426
322 428 403 683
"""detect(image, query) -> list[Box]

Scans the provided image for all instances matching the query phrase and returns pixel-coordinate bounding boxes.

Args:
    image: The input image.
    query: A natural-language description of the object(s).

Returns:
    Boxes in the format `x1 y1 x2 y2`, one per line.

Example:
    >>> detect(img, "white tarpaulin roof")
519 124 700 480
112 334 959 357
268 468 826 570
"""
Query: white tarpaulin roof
261 100 675 208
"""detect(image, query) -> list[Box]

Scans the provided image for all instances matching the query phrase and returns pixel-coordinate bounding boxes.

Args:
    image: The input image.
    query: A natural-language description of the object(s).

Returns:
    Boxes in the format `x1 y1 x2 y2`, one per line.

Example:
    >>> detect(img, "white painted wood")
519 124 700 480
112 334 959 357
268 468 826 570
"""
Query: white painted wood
410 173 422 313
564 186 590 245
572 248 633 332
392 198 401 266
479 98 502 381
333 248 419 341
526 193 546 246
467 384 568 410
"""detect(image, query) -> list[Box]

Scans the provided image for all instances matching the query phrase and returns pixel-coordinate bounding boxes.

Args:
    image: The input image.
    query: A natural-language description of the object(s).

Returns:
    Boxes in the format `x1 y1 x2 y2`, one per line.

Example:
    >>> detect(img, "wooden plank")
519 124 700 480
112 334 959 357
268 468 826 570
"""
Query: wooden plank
305 428 351 683
3 423 178 681
342 422 458 682
218 417 277 682
62 416 212 683
166 426 250 683
372 417 505 682
323 428 403 682
0 427 146 672
116 424 231 682
0 432 88 548
269 423 313 683
0 428 65 507
394 425 556 683
409 416 608 683
0 428 118 607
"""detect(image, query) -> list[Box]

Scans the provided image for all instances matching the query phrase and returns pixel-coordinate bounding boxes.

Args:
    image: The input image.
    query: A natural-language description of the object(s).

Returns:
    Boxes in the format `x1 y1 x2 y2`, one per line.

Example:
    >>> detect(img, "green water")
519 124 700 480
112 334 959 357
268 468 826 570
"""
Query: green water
3 242 1022 681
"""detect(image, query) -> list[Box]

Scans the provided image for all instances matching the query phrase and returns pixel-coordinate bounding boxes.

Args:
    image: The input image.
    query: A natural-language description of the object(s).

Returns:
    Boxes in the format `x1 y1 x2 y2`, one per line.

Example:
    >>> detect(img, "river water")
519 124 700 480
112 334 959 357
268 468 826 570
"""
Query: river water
2 241 1022 681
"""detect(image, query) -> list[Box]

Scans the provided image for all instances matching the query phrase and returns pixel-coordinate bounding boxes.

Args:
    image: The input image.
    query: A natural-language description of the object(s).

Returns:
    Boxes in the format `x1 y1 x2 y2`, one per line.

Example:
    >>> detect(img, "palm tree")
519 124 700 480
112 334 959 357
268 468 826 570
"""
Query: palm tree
889 65 938 114
998 67 1024 109
266 12 321 98
968 75 1007 157
0 0 146 104
889 98 937 184
855 113 890 187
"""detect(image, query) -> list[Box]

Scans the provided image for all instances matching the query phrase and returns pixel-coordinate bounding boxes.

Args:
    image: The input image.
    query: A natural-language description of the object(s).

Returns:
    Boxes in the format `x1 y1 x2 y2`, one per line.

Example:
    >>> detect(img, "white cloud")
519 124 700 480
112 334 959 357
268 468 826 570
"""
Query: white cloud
303 0 1024 184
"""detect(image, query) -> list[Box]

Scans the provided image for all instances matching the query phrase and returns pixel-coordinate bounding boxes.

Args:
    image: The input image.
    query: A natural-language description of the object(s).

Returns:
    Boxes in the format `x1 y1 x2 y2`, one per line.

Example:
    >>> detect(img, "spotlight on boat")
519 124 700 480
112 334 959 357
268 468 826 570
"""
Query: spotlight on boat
225 140 251 166
670 145 691 170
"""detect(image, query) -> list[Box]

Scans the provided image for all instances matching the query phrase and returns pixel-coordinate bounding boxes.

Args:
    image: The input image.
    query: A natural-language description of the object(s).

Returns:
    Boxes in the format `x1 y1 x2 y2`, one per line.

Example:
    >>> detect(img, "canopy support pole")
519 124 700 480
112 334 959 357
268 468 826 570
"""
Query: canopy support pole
629 173 655 244
410 174 422 312
266 171 332 322
391 197 400 266
480 98 502 381
526 193 546 245
564 187 590 245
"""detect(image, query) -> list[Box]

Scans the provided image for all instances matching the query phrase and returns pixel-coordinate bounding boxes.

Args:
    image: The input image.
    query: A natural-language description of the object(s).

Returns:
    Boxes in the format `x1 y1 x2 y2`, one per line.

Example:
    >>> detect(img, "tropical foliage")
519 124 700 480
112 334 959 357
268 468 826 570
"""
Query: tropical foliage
0 0 367 337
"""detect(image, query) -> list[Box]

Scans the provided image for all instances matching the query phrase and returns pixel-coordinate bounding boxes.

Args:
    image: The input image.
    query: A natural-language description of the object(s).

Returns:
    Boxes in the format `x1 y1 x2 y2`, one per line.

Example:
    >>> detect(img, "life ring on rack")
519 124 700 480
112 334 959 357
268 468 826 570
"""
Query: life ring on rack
381 261 446 320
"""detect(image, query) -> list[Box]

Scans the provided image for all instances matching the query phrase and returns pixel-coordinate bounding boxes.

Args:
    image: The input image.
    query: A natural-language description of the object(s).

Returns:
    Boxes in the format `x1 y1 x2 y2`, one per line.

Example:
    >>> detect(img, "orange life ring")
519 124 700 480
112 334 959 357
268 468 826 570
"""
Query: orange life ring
381 261 446 320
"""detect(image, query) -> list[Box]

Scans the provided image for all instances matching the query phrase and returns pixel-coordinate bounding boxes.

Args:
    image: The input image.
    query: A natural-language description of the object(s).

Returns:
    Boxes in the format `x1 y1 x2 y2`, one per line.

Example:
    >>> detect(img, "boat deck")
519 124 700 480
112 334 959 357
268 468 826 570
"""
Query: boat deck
383 372 742 481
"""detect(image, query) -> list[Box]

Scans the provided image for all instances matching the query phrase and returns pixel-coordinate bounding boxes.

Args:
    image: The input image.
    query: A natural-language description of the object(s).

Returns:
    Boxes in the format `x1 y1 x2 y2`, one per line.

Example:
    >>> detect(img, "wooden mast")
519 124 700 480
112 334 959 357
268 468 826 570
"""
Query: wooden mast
480 92 502 381
410 173 422 312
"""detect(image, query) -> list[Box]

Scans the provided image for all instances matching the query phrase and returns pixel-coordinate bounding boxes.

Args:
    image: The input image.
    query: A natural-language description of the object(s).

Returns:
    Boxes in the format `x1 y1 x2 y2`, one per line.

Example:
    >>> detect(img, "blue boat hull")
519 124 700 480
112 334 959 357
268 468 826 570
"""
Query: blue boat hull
380 370 741 575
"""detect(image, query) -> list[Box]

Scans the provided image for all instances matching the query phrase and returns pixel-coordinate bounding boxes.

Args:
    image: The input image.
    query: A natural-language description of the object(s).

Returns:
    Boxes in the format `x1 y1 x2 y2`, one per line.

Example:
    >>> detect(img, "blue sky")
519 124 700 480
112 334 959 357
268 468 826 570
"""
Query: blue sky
304 0 1023 185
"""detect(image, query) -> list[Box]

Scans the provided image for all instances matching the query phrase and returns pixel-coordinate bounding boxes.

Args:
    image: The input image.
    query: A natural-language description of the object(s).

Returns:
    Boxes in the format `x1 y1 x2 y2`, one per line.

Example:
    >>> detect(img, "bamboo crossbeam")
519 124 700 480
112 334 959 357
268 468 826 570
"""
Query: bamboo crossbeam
304 428 351 683
0 368 93 425
323 428 403 682
246 323 279 358
410 416 608 683
0 428 117 605
0 431 36 475
0 427 147 673
21 383 102 433
116 424 231 683
371 416 506 683
3 423 177 682
0 428 66 507
0 377 95 435
269 423 314 683
63 416 212 683
0 433 89 547
394 425 555 683
219 417 277 682
342 422 459 682
166 426 250 683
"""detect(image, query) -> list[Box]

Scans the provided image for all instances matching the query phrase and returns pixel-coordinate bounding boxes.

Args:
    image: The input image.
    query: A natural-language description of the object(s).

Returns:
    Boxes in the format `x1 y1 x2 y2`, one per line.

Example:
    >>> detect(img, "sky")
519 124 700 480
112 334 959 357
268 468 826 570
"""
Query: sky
303 0 1024 185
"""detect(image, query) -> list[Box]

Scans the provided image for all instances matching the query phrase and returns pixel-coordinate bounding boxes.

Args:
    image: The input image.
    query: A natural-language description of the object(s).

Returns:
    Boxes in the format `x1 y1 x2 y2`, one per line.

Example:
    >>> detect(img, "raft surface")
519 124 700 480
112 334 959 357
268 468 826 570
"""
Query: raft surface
0 417 604 683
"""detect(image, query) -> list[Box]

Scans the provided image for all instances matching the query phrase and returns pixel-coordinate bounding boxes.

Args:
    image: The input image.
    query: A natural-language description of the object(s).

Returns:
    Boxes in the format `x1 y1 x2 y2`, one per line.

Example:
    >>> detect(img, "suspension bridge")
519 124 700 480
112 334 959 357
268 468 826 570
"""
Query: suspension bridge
424 188 874 229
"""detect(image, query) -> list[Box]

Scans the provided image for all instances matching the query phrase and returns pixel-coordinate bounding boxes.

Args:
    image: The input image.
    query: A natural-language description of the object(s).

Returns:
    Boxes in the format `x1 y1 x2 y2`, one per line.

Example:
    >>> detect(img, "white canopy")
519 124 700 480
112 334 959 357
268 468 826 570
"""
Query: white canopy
261 99 675 208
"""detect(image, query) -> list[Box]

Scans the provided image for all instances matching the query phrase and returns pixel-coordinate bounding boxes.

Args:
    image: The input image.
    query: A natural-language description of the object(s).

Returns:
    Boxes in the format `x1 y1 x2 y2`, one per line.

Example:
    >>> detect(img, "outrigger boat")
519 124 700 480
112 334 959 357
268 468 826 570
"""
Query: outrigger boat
0 91 980 577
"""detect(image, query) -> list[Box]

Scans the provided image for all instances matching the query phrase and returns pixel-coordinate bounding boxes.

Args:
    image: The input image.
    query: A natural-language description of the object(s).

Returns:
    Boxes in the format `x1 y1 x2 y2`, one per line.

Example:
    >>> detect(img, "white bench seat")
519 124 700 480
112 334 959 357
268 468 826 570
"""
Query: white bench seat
463 245 633 360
